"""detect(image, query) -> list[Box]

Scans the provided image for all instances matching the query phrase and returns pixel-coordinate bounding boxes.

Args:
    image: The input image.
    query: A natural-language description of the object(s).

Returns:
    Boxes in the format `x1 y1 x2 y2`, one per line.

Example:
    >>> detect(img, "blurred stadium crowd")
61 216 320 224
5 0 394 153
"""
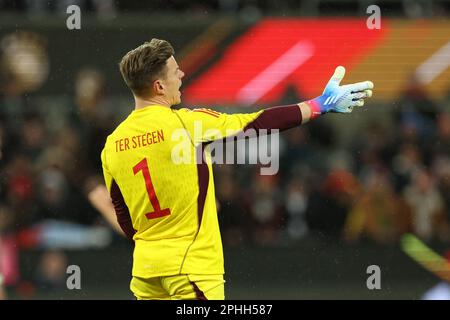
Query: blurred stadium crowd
0 1 449 298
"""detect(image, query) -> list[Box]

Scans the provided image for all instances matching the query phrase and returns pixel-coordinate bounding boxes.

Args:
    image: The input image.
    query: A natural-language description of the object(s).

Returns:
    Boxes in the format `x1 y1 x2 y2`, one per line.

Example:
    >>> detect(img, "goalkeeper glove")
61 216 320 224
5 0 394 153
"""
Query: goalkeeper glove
306 66 374 119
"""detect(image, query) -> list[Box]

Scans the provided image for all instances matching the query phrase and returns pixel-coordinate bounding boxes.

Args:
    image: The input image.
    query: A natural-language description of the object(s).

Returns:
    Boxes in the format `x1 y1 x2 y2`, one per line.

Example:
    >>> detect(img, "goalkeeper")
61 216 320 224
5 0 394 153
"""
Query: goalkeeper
100 38 373 300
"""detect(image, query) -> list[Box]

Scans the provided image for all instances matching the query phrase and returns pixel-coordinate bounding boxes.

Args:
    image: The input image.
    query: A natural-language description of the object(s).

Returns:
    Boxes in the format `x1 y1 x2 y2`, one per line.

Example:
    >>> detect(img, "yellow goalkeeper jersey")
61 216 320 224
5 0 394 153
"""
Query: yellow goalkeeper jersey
101 105 264 278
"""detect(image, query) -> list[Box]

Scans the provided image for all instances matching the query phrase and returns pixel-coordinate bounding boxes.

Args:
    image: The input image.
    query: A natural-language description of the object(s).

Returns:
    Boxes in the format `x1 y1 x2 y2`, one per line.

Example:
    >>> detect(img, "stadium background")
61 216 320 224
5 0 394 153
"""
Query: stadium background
0 0 449 299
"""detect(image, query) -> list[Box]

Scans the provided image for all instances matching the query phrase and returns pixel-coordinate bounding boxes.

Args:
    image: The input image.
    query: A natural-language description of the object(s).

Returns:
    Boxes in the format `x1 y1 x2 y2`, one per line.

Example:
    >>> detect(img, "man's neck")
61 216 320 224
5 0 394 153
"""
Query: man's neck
134 96 171 110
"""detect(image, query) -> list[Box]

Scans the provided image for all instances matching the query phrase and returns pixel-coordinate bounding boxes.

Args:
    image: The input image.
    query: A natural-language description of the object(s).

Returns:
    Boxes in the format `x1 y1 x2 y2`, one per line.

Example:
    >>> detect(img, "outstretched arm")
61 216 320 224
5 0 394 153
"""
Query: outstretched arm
99 150 135 241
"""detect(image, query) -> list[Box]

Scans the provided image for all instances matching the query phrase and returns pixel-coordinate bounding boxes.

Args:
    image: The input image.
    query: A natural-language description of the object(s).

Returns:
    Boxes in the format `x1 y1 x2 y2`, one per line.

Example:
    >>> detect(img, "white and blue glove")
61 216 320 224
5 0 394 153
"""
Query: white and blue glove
306 66 374 119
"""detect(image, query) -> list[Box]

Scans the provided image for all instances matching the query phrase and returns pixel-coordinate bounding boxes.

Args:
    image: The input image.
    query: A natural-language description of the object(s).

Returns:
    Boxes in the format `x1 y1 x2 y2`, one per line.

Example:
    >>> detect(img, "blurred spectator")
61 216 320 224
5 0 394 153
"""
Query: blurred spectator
35 167 70 221
45 126 89 186
0 276 5 300
432 155 450 229
403 0 434 18
0 205 20 293
432 112 450 157
85 179 124 235
403 168 449 242
422 282 450 300
0 121 6 161
216 166 249 246
21 0 117 18
70 68 116 177
4 153 37 228
390 143 423 193
279 127 314 179
20 113 47 161
0 9 450 295
394 75 438 151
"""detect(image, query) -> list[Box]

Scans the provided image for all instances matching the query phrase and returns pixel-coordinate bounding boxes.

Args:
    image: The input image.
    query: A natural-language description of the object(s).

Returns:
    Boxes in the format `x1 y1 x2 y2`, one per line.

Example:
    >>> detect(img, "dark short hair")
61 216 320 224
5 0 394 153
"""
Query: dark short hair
119 38 175 97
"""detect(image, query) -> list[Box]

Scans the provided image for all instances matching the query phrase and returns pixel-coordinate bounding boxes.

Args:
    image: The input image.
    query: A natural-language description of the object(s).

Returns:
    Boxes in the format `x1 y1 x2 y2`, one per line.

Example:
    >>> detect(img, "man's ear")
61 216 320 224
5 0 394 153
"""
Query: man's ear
153 80 164 95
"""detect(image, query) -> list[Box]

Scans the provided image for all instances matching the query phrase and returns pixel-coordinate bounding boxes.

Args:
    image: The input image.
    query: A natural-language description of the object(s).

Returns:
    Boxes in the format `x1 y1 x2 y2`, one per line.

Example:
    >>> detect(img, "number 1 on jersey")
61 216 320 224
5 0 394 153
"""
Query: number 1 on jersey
133 158 171 219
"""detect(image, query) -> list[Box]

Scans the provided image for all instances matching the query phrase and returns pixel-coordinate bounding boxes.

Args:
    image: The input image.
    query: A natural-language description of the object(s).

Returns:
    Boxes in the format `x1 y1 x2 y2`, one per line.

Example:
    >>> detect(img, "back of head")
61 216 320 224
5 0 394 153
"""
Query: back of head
119 39 174 98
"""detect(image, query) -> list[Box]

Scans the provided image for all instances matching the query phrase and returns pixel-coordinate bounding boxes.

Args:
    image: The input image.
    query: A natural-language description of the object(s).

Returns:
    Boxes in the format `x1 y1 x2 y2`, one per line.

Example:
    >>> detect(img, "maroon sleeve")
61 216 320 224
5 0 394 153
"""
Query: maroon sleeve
110 180 136 242
243 104 302 133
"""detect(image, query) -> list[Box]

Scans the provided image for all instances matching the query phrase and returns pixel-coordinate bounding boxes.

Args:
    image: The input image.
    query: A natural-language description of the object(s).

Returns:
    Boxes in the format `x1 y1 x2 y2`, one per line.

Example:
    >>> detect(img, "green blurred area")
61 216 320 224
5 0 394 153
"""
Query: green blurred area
1 13 449 301
8 237 444 300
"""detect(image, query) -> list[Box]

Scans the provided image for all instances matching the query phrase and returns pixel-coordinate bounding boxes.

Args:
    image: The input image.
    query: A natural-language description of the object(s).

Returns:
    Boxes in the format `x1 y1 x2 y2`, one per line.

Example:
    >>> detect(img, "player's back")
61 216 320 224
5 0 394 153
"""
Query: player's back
101 105 221 277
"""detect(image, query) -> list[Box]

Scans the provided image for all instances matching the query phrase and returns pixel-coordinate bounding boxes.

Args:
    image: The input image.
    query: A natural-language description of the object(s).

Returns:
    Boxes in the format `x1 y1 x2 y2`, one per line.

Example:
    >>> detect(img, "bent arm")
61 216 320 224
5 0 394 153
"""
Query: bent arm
176 102 314 144
242 102 312 133
101 148 135 242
